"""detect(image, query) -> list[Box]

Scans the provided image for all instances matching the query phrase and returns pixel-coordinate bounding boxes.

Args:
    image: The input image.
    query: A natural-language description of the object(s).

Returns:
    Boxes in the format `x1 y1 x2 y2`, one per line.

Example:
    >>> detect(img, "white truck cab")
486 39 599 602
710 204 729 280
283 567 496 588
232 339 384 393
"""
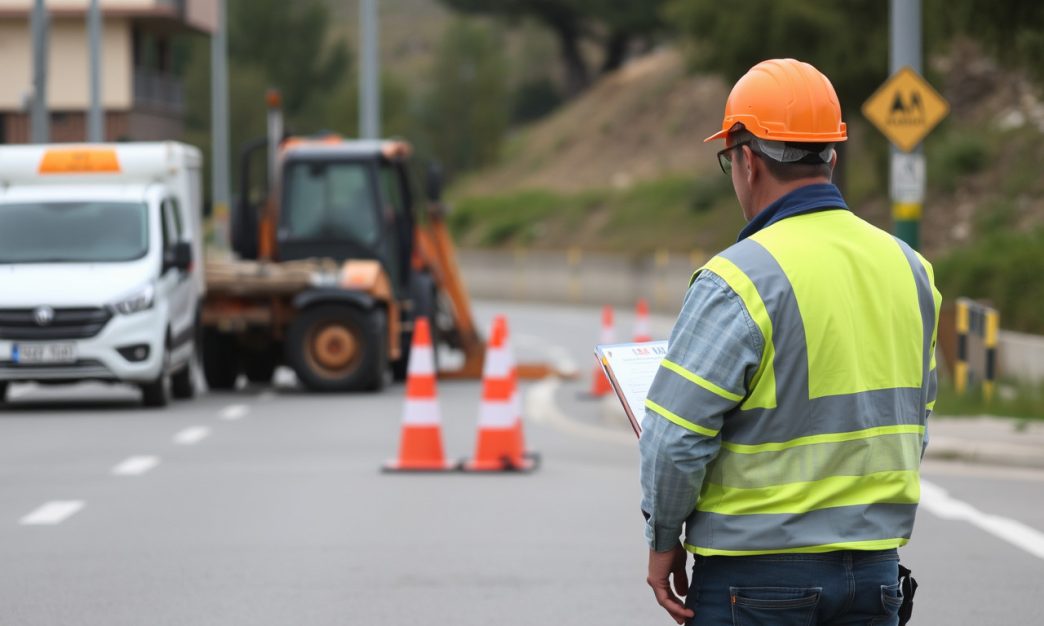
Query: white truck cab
0 143 204 407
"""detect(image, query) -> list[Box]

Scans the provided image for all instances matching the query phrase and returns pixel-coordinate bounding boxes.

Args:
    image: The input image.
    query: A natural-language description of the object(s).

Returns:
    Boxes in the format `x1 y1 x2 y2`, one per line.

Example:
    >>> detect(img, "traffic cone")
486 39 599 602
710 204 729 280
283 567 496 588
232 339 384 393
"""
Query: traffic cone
633 298 652 342
463 316 535 472
383 317 457 472
588 305 614 397
500 317 539 469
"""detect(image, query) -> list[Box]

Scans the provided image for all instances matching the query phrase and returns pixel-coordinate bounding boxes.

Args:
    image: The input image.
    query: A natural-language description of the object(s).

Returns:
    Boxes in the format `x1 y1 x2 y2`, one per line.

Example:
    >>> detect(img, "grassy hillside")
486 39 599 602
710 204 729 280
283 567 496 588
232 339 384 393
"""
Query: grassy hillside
447 43 1044 332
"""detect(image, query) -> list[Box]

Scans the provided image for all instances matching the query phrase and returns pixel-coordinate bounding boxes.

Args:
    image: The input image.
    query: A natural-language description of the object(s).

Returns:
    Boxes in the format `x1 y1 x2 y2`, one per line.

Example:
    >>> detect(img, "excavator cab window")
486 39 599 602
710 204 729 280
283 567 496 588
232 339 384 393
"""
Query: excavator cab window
377 161 414 290
282 160 380 244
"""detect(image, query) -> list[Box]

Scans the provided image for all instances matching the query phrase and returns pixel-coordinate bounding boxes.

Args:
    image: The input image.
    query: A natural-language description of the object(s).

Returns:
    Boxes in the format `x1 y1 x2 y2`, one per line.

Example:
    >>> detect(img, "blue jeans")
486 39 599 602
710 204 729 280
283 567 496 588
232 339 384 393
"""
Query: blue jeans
685 549 903 625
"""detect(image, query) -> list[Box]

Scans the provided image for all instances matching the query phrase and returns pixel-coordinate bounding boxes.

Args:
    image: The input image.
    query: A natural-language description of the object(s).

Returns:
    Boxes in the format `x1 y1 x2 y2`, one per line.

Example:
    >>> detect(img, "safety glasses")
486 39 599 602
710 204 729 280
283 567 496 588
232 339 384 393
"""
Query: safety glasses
716 140 752 175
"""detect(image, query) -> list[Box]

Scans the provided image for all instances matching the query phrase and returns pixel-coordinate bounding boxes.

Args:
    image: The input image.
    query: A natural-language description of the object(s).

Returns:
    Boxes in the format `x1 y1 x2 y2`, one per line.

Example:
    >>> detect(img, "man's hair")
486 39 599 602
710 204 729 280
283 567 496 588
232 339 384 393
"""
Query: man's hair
729 129 834 182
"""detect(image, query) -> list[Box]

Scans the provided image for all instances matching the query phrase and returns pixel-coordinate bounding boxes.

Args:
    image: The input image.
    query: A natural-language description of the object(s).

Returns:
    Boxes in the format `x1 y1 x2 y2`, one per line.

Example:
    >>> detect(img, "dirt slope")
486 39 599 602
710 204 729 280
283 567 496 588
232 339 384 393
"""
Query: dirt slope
454 49 730 195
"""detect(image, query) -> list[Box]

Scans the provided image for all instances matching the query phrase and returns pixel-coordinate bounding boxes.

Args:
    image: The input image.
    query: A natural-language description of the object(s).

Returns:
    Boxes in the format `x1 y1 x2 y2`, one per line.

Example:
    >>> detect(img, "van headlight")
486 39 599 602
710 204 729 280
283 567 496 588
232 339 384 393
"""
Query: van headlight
111 284 155 315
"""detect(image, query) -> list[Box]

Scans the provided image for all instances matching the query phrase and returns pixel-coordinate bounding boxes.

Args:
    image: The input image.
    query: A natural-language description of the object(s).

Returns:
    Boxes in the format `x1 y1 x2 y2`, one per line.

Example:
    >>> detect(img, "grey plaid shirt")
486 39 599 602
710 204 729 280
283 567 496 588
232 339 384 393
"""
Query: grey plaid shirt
639 271 764 552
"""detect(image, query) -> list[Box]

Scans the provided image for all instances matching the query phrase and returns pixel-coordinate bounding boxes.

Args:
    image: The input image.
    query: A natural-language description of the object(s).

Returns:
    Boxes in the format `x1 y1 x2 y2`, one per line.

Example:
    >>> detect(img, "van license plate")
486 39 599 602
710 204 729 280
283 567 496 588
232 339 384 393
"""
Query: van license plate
12 343 78 364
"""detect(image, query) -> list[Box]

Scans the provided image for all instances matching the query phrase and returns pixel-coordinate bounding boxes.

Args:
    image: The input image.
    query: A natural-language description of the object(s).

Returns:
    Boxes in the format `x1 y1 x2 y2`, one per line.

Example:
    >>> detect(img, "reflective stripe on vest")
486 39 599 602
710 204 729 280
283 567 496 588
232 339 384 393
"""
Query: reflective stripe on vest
685 209 941 556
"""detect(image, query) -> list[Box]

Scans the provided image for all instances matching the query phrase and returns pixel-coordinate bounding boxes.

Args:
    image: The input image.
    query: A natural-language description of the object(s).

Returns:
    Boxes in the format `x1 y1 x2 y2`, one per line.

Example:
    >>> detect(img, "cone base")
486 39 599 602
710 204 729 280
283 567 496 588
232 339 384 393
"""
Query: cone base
461 451 540 473
382 459 459 473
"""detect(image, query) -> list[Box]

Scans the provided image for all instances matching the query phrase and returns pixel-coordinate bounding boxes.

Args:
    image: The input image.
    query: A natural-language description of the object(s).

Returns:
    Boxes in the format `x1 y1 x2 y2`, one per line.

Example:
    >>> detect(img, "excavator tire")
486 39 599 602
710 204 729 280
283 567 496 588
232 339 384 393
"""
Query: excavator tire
287 304 387 392
392 273 438 381
202 328 240 391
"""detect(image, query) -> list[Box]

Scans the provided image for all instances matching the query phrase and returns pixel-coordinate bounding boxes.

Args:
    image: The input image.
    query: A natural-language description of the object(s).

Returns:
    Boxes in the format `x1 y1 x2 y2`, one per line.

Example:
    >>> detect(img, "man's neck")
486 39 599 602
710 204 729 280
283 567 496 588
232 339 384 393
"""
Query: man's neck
749 177 832 221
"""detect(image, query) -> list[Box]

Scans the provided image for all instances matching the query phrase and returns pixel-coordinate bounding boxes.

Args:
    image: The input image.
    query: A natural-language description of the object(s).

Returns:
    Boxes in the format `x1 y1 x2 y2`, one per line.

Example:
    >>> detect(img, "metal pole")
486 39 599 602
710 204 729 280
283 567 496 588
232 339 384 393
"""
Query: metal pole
359 0 380 139
87 0 104 142
30 0 49 143
890 0 922 250
210 0 231 251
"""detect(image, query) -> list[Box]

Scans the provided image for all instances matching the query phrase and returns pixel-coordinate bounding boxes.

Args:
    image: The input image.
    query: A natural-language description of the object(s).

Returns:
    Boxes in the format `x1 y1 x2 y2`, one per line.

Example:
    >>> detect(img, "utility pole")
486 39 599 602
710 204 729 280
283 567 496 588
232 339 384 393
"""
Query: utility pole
890 0 922 250
210 0 231 251
30 0 49 143
87 0 104 142
359 0 380 139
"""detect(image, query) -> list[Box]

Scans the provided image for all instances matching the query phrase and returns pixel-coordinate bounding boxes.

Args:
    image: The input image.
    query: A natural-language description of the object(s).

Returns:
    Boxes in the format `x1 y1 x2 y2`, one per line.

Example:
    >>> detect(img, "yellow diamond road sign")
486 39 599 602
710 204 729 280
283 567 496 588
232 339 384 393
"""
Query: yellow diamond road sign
862 66 949 153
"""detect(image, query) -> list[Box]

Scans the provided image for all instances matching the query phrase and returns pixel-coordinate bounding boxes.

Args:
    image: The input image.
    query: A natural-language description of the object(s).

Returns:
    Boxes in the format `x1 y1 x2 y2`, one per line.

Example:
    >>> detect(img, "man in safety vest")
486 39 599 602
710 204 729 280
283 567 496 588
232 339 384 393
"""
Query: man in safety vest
639 58 940 625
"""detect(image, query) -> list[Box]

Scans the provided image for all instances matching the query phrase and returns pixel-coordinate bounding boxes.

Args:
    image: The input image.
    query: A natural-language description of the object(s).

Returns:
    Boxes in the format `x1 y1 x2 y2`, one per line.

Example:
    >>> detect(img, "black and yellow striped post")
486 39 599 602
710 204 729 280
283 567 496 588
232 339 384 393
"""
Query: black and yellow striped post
954 297 1000 402
955 298 970 395
984 308 999 403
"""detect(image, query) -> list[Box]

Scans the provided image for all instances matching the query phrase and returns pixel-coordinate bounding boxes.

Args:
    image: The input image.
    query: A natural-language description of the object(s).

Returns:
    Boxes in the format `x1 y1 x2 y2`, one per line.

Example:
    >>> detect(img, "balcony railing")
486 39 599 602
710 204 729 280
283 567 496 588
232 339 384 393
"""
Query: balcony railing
133 68 184 113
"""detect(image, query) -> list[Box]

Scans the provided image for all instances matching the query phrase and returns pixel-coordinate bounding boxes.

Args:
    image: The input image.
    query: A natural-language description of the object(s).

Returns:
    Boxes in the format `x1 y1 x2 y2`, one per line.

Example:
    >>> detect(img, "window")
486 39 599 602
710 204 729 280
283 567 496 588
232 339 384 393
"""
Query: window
283 161 379 244
0 201 148 263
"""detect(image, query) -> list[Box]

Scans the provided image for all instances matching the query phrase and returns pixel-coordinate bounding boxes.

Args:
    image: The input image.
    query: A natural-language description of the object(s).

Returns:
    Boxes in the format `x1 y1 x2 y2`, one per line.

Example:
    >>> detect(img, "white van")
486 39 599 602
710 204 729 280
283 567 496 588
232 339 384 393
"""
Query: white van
0 143 204 407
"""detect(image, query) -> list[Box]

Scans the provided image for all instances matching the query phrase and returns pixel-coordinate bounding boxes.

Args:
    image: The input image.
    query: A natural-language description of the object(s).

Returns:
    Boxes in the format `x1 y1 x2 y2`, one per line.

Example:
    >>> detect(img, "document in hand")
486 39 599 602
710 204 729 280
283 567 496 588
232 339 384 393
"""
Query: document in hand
594 340 668 438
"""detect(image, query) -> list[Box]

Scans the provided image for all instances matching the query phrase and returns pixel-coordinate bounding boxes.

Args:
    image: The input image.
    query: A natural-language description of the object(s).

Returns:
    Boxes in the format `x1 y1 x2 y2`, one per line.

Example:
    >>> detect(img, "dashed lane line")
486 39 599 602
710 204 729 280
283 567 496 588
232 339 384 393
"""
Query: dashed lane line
111 456 160 476
173 426 210 445
920 479 1044 561
20 501 85 526
220 404 250 421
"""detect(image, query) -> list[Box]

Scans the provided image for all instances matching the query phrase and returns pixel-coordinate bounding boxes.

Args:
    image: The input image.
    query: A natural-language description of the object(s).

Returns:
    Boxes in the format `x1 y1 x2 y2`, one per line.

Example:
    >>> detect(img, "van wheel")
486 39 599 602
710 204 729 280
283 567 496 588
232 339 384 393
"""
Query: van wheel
141 352 171 408
202 328 240 390
287 305 387 392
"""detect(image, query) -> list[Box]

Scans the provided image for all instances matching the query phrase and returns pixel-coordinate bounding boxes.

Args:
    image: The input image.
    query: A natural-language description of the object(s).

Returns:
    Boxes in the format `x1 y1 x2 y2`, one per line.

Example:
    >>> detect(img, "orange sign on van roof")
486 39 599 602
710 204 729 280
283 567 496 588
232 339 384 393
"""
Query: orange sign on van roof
38 148 121 174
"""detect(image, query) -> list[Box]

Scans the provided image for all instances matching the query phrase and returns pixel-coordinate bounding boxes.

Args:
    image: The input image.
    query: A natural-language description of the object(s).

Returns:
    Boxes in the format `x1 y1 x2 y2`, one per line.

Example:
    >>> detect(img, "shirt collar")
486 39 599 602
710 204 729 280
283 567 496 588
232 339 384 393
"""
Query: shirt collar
737 183 849 241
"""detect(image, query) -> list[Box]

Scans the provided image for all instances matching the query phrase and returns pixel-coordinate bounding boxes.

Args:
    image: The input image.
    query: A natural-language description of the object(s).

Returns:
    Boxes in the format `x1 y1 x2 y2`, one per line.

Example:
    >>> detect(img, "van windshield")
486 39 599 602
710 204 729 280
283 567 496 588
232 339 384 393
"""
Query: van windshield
0 201 149 263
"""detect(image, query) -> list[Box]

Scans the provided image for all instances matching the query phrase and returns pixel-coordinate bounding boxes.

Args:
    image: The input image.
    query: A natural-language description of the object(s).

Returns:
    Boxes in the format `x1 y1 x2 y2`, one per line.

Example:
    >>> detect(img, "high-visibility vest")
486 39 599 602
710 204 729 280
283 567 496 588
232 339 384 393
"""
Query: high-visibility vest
686 209 941 556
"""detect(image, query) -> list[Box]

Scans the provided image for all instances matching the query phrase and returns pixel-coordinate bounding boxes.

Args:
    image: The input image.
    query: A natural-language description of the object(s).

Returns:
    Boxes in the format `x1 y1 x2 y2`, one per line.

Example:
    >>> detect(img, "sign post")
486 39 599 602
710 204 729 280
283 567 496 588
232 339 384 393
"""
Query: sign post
862 0 948 250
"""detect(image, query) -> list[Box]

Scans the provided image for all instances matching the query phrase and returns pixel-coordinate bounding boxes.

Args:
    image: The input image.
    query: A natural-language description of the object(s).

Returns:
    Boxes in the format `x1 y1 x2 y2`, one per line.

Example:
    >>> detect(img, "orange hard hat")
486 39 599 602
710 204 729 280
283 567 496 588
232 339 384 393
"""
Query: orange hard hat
704 58 847 143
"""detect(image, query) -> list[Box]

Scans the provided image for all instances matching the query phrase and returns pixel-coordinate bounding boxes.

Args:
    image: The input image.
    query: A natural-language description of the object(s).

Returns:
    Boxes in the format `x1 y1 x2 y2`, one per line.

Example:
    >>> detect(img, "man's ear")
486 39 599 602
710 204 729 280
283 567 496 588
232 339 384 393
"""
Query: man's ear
742 145 758 184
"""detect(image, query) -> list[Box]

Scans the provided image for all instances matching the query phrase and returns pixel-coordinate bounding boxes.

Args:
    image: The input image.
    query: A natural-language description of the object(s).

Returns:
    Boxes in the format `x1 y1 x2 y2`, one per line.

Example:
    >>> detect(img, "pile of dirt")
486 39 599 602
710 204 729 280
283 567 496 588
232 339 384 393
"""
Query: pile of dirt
453 48 730 196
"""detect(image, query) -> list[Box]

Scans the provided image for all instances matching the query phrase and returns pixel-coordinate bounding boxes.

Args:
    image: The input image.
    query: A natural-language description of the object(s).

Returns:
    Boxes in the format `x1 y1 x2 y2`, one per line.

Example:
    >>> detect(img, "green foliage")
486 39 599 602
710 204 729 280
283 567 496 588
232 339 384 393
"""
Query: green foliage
228 0 349 118
511 78 564 124
449 176 743 252
423 20 510 177
934 379 1044 420
664 0 888 113
927 0 1044 84
935 228 1044 334
926 129 991 193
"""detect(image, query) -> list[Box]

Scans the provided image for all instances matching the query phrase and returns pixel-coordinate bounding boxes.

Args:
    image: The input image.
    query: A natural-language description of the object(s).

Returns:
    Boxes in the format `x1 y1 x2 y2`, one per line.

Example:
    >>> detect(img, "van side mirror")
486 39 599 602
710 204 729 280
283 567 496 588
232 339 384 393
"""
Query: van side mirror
426 161 444 202
164 241 193 273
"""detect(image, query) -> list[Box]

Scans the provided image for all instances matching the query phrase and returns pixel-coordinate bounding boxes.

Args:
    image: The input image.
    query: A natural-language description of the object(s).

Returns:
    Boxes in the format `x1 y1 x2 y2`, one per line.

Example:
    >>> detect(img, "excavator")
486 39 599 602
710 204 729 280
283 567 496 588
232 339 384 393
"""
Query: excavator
200 91 556 391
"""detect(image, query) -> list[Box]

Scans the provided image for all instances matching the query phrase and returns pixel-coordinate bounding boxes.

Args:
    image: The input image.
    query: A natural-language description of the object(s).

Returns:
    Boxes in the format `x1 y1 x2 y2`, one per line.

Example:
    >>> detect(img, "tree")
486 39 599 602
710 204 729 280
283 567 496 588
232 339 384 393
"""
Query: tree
422 20 510 177
664 0 888 114
438 0 669 97
228 0 349 120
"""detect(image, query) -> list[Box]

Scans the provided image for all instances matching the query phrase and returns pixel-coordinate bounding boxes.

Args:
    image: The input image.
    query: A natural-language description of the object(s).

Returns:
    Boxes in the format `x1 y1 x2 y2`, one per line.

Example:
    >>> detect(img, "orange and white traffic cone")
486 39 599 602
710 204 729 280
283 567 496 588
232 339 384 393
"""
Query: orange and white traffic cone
500 316 539 470
588 305 615 397
383 317 457 472
633 298 652 342
463 316 536 472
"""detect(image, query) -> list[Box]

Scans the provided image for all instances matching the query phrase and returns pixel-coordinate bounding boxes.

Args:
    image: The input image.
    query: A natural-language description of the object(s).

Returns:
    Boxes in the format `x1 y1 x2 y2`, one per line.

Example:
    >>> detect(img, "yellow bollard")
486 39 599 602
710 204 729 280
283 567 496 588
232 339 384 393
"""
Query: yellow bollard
983 309 999 403
955 298 970 395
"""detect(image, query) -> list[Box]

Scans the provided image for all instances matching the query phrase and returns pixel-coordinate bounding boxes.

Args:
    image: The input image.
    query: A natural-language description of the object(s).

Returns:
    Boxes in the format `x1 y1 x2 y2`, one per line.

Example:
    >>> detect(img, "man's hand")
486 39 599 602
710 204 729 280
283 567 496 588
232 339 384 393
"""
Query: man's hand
647 543 695 624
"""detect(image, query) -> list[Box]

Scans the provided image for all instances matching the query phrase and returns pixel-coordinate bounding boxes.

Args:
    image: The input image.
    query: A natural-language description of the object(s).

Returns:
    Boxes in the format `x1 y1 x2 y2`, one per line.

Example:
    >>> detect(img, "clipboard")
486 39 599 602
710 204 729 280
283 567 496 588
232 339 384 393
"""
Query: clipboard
594 340 668 438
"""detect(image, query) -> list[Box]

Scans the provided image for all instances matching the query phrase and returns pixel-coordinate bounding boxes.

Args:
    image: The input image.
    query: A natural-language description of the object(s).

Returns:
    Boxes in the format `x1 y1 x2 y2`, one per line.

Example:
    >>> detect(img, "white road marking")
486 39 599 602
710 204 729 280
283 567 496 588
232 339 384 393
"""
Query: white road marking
173 426 210 445
921 479 1044 561
20 501 85 525
526 378 634 446
111 456 160 476
9 385 30 399
220 404 250 420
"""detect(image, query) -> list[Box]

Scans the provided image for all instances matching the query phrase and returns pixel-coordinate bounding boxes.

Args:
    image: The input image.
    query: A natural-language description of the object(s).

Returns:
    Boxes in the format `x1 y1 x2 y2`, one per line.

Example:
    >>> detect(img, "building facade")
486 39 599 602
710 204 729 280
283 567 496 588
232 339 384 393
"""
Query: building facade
0 0 215 143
